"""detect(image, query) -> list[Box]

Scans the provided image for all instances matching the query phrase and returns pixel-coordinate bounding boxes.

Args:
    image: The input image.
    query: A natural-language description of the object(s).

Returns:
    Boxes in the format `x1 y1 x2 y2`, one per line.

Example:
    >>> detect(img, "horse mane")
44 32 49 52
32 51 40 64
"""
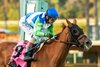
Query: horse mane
46 23 68 44
55 23 67 39
56 23 71 43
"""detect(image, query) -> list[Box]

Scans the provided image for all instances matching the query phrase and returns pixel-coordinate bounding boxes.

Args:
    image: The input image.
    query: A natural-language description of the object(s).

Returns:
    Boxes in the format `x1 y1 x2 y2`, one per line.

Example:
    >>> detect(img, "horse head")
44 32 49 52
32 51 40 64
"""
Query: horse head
66 19 92 51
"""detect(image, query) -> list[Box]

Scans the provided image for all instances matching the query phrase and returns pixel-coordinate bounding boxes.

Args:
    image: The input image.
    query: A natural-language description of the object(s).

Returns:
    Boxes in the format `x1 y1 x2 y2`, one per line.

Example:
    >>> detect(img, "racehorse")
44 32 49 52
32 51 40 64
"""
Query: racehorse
30 19 92 67
0 19 92 67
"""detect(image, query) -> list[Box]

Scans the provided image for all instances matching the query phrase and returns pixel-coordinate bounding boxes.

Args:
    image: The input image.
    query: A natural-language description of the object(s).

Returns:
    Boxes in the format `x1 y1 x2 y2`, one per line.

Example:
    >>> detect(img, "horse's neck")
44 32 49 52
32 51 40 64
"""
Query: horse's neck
32 27 71 67
49 27 71 66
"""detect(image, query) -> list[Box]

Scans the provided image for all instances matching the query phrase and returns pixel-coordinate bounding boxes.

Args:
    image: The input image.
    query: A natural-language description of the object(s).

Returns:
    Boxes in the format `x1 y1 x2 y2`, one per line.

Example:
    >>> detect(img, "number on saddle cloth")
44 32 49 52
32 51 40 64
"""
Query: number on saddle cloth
12 41 26 58
13 45 24 58
12 40 45 59
12 41 38 59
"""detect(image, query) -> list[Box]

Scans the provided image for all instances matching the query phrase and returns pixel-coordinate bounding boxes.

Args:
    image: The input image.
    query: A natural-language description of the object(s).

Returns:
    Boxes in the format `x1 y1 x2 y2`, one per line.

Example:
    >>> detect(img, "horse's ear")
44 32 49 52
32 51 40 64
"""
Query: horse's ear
61 22 66 30
73 19 77 24
66 19 72 27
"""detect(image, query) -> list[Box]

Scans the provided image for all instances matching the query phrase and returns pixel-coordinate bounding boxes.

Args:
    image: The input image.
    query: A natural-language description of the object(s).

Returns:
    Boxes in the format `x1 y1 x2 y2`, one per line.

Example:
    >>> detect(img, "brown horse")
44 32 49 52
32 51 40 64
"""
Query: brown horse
1 19 92 67
30 19 92 67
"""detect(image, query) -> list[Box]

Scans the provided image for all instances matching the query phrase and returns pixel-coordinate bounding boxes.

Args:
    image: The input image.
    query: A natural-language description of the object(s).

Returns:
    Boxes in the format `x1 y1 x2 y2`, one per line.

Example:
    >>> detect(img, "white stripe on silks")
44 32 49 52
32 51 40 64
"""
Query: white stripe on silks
41 12 46 18
26 12 43 24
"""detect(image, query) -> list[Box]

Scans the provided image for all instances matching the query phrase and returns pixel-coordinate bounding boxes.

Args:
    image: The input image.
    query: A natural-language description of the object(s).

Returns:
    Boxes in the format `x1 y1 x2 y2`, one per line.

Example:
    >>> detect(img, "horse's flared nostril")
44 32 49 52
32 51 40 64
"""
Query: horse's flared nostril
86 41 90 45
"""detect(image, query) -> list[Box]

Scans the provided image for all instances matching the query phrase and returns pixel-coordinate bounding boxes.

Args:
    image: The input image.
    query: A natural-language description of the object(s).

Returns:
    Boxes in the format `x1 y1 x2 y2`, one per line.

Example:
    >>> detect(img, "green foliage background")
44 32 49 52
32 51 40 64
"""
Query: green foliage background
0 0 100 34
0 0 100 20
45 0 100 19
0 0 19 20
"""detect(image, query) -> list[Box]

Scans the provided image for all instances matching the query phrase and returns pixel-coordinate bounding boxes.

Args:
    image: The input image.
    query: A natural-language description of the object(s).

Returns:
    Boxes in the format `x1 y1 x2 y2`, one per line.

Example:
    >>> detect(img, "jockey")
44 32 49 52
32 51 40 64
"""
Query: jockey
19 8 58 61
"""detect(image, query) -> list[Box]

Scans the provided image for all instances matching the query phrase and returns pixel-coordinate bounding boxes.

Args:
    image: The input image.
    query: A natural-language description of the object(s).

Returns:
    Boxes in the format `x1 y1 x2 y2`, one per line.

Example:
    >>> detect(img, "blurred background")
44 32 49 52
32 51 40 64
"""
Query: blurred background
0 0 100 67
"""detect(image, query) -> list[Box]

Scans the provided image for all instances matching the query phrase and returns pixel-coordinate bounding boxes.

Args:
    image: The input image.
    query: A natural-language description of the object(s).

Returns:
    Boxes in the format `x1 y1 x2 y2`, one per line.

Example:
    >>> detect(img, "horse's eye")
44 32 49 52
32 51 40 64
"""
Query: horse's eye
72 29 79 35
73 29 77 33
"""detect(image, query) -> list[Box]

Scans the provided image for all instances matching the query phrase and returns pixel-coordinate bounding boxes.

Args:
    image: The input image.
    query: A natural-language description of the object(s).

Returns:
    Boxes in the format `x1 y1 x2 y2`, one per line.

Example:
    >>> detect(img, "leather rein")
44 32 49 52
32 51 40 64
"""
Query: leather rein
54 27 85 46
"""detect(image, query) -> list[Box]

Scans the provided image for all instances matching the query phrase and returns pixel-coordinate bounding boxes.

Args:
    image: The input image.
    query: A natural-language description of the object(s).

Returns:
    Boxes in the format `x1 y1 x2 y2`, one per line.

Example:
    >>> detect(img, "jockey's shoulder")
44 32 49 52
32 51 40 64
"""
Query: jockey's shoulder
39 12 46 24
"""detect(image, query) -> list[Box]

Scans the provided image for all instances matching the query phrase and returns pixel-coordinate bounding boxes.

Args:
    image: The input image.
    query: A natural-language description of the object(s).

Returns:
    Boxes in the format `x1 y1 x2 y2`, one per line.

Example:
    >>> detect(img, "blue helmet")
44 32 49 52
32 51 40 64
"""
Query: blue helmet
46 8 58 18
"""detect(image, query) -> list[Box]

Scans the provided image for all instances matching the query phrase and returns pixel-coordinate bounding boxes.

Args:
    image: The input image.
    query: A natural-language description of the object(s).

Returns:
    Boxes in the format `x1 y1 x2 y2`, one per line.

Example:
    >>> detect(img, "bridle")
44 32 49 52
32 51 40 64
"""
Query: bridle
55 25 85 47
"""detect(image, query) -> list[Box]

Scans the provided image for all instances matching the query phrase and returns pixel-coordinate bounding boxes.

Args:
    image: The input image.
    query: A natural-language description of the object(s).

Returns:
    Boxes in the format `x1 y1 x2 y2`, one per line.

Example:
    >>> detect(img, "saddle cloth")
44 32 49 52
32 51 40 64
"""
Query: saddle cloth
9 40 45 67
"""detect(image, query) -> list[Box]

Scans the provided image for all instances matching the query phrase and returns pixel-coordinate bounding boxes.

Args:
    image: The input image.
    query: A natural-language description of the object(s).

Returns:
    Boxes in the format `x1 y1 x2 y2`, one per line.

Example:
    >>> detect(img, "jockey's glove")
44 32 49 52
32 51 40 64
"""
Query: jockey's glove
51 35 57 39
48 34 53 38
44 33 53 38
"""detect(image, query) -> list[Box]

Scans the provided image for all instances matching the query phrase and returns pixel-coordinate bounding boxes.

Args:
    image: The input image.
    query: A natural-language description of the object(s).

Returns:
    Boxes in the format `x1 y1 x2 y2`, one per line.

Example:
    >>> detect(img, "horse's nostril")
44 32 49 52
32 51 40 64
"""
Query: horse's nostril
86 41 90 44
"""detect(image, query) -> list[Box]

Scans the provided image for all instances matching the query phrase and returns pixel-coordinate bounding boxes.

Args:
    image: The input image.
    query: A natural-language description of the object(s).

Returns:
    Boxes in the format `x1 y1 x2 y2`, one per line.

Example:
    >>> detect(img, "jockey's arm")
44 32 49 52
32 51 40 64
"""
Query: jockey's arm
47 24 55 36
19 16 34 36
34 17 48 37
47 24 57 39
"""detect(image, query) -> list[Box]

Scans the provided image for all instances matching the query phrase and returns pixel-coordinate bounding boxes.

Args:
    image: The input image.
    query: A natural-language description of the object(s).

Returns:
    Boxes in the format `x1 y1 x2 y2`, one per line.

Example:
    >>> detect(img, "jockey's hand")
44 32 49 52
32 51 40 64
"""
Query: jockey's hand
48 34 53 38
44 33 53 38
51 35 57 39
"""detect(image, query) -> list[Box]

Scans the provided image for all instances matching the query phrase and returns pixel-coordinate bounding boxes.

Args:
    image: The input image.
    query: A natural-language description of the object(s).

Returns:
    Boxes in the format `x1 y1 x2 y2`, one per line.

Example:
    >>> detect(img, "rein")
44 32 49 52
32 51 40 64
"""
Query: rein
53 40 74 46
54 27 78 45
54 39 78 45
68 26 80 45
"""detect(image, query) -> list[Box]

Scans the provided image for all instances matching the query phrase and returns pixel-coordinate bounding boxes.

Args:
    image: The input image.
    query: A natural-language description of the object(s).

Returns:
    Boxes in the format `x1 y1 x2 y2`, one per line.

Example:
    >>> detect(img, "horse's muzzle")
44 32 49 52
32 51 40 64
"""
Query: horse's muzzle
84 39 92 50
78 35 92 51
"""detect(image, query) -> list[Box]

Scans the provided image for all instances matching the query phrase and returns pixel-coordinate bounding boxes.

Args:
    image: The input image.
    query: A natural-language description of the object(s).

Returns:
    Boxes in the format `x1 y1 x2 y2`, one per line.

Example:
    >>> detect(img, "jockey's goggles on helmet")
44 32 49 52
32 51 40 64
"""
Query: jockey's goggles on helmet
48 16 57 22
